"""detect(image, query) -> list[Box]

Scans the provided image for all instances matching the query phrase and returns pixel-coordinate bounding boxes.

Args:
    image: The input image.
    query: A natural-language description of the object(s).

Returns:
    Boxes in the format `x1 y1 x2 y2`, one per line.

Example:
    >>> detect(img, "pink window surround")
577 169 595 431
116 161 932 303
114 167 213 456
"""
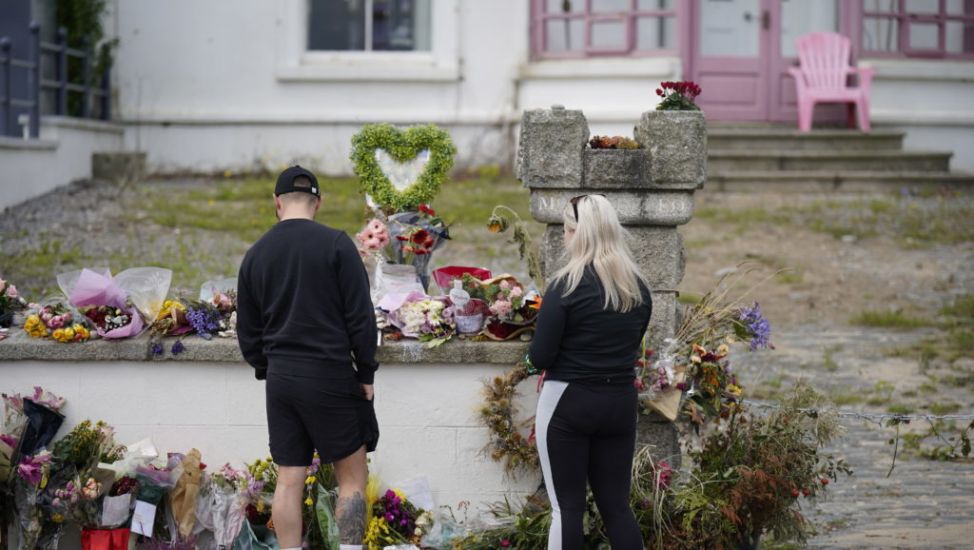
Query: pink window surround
857 0 974 59
530 0 683 59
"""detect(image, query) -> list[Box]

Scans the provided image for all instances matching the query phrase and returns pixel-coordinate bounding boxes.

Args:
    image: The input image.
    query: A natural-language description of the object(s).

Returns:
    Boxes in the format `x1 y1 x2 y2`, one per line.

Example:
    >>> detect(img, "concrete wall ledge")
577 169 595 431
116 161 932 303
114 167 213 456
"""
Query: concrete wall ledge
0 136 58 150
0 330 529 365
41 115 124 135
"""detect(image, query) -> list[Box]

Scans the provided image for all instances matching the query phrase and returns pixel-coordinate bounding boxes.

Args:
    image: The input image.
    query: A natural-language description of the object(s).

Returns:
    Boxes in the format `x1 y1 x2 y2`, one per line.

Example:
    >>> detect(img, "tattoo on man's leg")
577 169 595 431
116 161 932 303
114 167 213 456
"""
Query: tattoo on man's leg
336 491 367 544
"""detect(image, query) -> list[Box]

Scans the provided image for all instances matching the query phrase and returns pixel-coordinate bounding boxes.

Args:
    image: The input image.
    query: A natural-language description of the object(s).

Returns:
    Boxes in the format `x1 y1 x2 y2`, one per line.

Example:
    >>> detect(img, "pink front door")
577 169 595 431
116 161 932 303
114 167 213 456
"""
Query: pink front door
689 0 850 123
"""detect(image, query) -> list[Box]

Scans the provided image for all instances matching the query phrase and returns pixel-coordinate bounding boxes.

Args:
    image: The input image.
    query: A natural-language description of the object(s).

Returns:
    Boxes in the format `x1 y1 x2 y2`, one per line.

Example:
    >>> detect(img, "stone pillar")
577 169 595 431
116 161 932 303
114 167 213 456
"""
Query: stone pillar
517 105 707 466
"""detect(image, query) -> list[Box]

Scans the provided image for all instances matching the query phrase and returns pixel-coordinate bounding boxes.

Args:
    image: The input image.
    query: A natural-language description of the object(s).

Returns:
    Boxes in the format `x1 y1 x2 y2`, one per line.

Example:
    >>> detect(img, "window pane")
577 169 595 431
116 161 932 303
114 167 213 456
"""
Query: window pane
863 0 899 13
862 17 899 51
591 20 627 49
592 0 630 13
909 22 940 49
638 0 675 11
545 18 585 51
700 0 760 57
373 0 431 51
905 0 940 14
781 0 839 56
308 0 365 51
945 0 968 15
637 16 677 49
945 20 974 53
546 0 583 14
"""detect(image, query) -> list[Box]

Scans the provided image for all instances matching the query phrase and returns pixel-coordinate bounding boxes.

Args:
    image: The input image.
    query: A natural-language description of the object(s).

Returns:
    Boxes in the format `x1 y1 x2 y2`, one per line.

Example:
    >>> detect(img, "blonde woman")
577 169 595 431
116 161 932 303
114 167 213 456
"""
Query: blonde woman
529 194 651 550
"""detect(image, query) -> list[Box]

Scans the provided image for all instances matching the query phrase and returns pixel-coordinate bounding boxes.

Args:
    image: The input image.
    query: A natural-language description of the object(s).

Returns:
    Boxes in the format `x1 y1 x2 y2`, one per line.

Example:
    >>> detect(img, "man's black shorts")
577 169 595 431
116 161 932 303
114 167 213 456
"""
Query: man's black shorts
265 369 379 466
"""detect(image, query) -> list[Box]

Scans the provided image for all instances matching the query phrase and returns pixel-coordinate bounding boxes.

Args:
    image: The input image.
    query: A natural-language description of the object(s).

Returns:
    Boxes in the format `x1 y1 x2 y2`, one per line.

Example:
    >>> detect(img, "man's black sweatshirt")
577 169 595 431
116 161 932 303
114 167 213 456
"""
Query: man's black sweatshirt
236 218 378 383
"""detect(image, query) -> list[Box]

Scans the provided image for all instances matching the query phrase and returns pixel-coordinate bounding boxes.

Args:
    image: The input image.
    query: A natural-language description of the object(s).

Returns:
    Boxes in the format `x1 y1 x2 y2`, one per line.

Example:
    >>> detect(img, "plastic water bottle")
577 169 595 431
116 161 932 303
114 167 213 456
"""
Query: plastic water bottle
449 279 470 311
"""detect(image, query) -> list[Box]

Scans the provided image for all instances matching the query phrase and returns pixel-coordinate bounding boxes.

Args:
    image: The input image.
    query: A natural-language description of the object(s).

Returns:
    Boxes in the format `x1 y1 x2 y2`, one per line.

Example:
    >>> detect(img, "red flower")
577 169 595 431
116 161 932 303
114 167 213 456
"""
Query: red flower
501 540 511 548
656 88 664 96
634 379 646 391
419 204 436 216
411 229 430 244
414 249 429 256
644 348 655 359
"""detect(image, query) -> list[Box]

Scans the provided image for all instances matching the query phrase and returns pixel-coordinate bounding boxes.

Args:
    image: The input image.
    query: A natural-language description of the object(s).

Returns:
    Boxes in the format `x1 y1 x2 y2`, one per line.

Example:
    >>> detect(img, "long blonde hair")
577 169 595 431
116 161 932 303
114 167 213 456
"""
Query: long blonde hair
553 194 648 312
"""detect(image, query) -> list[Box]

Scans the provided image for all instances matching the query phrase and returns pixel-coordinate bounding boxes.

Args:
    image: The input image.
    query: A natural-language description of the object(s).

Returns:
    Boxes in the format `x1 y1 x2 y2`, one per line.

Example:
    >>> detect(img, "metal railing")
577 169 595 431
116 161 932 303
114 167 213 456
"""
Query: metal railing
0 22 111 139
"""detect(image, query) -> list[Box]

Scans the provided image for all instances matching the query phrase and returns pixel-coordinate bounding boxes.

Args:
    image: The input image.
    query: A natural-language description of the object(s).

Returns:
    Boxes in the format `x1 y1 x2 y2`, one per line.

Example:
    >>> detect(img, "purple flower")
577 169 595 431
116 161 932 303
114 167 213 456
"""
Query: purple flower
151 342 164 356
186 306 221 337
739 302 772 351
0 434 16 448
16 453 52 485
385 512 395 522
171 341 185 355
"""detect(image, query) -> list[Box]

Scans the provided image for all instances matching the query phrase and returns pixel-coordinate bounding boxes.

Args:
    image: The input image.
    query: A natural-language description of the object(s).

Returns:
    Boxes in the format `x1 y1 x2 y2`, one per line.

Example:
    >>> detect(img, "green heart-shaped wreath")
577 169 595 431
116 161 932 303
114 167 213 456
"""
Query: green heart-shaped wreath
350 123 456 213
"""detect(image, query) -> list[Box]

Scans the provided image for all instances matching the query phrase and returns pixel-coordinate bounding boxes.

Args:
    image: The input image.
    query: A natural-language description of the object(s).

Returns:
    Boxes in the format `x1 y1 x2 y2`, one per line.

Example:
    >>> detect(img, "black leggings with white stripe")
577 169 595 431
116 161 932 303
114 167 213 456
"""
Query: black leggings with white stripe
536 379 644 550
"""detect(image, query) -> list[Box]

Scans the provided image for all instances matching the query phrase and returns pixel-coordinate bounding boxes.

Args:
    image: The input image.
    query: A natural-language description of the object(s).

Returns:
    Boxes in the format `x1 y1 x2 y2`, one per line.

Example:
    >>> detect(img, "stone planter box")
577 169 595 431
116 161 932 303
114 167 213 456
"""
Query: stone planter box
635 110 708 190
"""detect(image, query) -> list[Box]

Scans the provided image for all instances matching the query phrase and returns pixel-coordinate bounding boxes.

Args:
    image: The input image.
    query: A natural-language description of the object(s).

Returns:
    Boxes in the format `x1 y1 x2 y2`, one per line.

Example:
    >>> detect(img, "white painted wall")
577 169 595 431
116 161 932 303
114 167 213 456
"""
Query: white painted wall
863 59 974 171
1 359 540 513
0 117 124 211
110 0 527 174
101 1 974 174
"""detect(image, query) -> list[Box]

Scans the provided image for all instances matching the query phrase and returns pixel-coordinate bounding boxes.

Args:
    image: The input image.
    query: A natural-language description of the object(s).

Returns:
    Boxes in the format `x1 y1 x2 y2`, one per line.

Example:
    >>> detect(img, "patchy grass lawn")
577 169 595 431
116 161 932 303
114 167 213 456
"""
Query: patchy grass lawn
1 175 541 297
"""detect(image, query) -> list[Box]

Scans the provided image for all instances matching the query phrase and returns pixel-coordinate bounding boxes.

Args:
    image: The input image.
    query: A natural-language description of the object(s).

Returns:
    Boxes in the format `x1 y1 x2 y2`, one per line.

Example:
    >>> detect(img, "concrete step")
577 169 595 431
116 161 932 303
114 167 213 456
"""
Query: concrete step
706 170 974 193
707 128 904 151
708 149 952 173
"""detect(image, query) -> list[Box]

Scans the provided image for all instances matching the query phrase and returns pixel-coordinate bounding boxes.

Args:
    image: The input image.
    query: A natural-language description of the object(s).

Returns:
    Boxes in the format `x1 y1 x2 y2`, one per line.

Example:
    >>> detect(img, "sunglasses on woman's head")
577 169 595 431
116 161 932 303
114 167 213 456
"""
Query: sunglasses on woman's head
569 194 606 222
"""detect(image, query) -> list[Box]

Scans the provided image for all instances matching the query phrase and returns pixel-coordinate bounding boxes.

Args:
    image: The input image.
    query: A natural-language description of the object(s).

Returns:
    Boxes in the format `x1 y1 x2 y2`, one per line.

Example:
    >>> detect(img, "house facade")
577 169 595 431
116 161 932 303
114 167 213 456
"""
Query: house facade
3 0 974 184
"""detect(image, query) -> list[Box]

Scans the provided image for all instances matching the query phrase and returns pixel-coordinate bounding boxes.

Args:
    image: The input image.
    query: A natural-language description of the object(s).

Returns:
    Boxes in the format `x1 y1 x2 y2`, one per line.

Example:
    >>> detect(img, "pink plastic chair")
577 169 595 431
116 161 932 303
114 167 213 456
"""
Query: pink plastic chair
789 32 874 132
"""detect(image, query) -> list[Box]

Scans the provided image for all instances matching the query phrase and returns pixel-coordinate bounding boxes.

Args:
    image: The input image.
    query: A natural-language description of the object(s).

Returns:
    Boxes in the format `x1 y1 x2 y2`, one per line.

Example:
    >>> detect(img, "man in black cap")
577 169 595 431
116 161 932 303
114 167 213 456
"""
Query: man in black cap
236 166 378 550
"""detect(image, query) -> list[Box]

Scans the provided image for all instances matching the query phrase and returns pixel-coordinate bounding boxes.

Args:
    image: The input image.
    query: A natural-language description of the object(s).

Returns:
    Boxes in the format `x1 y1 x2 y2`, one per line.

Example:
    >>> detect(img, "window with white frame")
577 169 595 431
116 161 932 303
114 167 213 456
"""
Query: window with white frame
862 0 974 58
307 0 432 52
531 0 679 59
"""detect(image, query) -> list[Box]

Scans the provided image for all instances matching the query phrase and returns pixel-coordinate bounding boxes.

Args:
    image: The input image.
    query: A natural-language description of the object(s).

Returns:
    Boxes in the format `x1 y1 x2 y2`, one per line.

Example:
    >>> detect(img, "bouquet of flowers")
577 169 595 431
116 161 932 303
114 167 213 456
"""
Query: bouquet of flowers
461 274 541 341
57 268 172 340
386 292 456 348
358 204 450 291
242 456 277 527
196 464 247 548
23 303 91 343
364 488 433 550
0 276 27 328
150 299 192 337
186 280 237 339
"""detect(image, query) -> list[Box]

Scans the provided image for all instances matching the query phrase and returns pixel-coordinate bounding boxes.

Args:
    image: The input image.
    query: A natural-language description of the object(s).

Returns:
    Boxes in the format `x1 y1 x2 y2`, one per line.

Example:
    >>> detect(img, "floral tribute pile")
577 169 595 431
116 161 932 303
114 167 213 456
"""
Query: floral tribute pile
0 387 435 550
0 269 240 357
469 271 852 549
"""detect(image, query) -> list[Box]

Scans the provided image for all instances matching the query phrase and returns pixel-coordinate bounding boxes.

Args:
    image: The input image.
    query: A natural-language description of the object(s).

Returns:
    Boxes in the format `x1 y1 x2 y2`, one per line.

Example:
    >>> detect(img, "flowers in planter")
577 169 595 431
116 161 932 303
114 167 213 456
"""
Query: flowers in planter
588 135 641 149
655 80 702 111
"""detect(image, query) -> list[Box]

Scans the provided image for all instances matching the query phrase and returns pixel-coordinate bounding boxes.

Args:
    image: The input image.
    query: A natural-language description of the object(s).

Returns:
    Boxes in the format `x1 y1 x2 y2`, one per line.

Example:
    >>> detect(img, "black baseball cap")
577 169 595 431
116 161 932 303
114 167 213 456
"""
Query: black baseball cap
275 165 320 198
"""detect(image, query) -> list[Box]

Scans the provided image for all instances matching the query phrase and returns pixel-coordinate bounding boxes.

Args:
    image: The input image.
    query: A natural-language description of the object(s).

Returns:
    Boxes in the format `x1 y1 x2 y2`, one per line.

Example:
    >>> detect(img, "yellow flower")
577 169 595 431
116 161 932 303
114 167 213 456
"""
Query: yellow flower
52 328 65 342
63 327 75 340
305 475 316 485
74 325 90 341
304 497 314 507
24 315 48 338
255 501 265 514
727 384 743 397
